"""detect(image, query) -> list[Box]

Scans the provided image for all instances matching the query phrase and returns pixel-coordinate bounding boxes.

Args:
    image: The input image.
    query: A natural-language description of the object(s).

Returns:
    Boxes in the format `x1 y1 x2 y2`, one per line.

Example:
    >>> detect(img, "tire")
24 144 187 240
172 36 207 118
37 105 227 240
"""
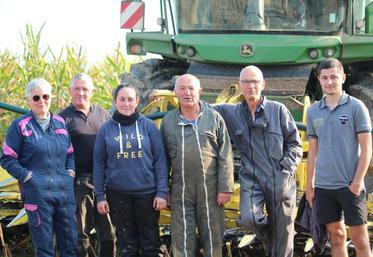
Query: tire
349 73 373 193
120 58 188 109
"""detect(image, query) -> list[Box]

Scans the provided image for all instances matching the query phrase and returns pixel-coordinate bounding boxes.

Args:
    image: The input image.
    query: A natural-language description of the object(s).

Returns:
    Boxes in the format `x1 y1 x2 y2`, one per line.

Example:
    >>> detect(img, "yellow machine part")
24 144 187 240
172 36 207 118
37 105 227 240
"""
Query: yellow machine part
215 84 244 104
0 192 21 201
142 90 179 127
0 167 28 227
0 209 19 219
160 210 171 225
6 208 28 227
296 160 308 193
0 168 19 192
0 168 21 202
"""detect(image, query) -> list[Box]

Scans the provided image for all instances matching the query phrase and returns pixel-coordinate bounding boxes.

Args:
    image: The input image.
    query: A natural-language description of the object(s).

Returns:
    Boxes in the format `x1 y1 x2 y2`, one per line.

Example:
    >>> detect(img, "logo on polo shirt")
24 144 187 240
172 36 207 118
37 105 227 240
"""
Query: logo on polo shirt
339 115 350 125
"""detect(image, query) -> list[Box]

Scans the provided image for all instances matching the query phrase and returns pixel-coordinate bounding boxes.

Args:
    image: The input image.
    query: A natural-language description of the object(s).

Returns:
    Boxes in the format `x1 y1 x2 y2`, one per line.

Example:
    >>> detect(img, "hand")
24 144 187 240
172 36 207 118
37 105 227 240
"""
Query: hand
306 187 315 208
66 169 75 178
97 200 110 215
149 90 161 102
153 197 167 211
217 192 231 207
349 182 361 197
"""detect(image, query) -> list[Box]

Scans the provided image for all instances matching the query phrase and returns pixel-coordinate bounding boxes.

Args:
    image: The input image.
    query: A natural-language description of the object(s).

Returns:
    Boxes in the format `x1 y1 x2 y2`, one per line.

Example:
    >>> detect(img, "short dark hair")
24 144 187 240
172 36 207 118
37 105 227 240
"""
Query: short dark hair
112 83 140 101
317 58 344 75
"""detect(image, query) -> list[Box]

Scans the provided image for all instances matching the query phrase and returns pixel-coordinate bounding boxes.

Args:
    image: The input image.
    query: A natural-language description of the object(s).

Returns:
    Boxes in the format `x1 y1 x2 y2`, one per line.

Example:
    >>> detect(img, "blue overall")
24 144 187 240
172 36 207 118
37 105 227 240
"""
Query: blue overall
214 99 303 257
1 111 77 257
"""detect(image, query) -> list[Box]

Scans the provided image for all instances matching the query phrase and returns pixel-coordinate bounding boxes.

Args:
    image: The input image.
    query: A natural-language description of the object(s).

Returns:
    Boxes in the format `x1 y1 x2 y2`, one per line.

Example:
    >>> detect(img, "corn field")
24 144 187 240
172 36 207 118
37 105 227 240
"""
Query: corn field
0 24 133 142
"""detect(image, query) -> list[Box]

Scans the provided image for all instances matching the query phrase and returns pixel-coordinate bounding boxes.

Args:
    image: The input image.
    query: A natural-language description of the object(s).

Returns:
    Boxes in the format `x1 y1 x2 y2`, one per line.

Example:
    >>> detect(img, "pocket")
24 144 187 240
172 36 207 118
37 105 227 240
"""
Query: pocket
268 129 284 161
348 187 365 200
234 129 248 152
24 204 41 227
203 131 217 140
200 131 218 158
61 173 74 190
275 169 296 202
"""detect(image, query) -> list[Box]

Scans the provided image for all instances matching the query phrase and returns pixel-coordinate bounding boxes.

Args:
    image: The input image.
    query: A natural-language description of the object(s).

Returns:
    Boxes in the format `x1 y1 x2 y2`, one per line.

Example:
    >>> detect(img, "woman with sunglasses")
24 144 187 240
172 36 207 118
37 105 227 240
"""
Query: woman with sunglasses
1 78 77 257
93 84 168 257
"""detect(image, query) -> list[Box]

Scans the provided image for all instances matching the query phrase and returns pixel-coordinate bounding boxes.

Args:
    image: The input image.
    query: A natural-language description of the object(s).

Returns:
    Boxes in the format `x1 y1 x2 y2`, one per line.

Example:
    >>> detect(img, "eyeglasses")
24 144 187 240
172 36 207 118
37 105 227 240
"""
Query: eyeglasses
32 94 50 102
240 80 261 85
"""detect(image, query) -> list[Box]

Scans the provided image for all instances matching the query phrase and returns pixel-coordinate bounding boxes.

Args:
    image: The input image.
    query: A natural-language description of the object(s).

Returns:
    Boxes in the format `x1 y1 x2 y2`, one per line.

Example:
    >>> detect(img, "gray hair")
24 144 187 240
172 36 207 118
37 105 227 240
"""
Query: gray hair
239 65 264 81
70 73 94 89
25 78 52 97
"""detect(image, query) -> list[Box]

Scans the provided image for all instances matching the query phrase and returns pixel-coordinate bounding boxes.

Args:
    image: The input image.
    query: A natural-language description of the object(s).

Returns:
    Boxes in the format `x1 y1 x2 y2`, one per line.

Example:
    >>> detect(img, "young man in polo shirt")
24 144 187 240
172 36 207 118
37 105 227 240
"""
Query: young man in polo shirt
59 73 116 257
306 58 372 257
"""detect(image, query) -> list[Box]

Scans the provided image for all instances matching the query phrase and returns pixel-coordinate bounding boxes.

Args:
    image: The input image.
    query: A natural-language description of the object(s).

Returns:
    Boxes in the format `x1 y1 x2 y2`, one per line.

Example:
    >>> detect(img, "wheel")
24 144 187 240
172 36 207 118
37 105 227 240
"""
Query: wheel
120 58 188 109
349 72 373 193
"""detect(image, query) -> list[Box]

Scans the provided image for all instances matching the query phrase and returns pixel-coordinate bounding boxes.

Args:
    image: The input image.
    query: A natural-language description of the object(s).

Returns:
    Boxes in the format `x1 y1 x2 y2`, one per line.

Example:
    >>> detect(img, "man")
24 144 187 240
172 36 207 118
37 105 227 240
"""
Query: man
59 73 116 257
160 74 234 257
306 58 372 257
214 65 303 257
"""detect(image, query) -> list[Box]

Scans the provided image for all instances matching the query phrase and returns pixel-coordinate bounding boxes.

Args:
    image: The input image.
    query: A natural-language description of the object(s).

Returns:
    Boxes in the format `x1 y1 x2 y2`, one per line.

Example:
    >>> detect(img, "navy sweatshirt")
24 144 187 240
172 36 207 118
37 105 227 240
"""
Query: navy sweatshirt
93 115 168 202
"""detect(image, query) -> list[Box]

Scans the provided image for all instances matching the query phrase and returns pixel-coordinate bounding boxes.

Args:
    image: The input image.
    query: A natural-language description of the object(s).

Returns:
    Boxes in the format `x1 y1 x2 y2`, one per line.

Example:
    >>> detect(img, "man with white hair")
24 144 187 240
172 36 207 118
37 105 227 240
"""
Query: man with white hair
214 66 303 257
160 74 234 257
59 73 116 257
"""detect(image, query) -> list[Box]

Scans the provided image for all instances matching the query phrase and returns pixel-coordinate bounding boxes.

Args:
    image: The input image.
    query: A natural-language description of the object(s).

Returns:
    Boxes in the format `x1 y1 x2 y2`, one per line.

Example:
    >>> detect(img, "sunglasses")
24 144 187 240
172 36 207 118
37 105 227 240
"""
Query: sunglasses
32 94 50 102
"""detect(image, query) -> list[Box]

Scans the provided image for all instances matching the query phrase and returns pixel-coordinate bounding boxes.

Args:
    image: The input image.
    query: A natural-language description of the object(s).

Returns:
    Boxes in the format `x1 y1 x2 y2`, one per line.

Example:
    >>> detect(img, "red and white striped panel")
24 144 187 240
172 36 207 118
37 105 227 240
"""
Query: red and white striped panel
120 1 145 30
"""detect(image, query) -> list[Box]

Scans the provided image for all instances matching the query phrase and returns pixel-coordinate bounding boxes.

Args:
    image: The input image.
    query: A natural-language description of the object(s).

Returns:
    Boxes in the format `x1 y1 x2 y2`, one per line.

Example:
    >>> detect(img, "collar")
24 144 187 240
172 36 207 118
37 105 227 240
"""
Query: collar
112 110 140 126
30 110 51 120
177 101 205 126
242 95 266 113
319 91 349 109
69 103 93 115
177 101 204 120
240 96 268 128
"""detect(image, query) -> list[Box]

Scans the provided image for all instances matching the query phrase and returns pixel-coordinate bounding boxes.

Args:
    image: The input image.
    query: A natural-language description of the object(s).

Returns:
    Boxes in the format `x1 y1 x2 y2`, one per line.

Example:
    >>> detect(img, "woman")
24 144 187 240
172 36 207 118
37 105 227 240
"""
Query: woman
0 78 77 257
93 84 168 257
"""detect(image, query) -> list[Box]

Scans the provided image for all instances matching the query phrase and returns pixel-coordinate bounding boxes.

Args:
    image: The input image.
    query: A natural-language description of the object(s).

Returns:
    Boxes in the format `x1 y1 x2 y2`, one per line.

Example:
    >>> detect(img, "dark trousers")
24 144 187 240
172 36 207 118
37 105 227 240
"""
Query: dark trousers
75 174 116 257
106 189 160 257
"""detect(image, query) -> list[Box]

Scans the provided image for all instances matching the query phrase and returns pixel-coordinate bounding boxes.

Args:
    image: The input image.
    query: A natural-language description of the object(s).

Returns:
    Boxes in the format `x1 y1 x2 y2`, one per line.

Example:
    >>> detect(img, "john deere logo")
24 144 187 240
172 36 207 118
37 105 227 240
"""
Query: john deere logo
240 43 253 57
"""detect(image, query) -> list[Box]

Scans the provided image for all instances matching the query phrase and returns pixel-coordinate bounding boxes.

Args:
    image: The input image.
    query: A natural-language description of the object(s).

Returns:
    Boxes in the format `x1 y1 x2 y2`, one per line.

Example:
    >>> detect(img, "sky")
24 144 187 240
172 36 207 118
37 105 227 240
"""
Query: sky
0 0 160 63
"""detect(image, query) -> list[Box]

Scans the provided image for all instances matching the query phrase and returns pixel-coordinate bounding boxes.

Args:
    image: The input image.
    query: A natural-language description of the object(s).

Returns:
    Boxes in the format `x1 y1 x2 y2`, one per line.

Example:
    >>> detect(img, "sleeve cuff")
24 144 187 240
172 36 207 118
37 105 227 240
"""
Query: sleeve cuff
23 171 32 183
218 185 234 193
66 169 75 177
96 194 106 202
156 191 167 200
